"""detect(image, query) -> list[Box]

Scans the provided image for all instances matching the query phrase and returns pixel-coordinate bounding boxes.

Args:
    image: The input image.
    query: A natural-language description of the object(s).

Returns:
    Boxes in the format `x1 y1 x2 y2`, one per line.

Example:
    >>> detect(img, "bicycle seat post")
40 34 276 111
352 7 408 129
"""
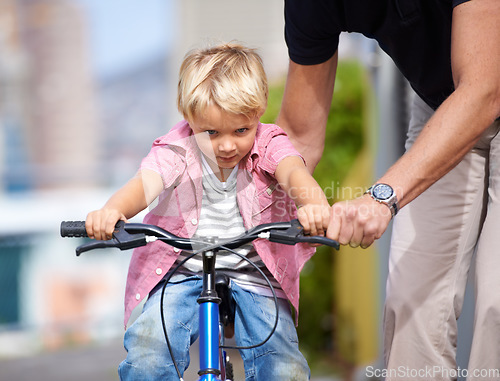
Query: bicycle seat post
197 239 222 380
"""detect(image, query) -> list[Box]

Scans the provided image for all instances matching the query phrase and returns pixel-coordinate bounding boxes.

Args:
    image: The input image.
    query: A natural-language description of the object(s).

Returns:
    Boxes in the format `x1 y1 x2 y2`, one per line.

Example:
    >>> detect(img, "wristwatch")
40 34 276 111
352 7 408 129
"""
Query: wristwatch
364 183 400 217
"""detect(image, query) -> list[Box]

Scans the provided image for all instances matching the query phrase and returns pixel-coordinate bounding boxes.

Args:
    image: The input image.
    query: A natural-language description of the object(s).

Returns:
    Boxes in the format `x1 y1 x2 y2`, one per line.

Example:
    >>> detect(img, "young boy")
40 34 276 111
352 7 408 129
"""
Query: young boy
86 43 330 380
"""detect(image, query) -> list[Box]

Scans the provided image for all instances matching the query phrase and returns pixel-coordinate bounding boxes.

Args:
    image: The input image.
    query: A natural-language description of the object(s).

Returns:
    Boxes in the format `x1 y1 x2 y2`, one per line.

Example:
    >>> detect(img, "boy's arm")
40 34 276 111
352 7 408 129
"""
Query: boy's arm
86 169 164 240
275 155 330 236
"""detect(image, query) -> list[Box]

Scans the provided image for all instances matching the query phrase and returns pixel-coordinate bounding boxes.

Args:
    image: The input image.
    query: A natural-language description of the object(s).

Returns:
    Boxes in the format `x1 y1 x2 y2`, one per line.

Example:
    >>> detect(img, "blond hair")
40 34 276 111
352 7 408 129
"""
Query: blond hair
177 43 268 122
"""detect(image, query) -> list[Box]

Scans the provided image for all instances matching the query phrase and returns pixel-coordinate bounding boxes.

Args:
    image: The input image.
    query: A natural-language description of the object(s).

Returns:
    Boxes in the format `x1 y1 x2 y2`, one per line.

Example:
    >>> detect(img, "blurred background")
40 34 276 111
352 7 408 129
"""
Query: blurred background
0 0 475 380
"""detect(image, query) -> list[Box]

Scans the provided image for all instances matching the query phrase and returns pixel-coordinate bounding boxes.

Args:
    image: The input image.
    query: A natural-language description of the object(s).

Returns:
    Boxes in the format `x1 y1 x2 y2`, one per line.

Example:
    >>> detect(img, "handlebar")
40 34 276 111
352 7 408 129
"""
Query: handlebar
60 219 340 256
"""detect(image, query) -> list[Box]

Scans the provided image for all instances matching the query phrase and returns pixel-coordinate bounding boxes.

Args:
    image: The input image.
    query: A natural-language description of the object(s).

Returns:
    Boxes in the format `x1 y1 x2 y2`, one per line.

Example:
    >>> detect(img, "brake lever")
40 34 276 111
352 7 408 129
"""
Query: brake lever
76 240 119 256
75 221 148 256
268 219 340 249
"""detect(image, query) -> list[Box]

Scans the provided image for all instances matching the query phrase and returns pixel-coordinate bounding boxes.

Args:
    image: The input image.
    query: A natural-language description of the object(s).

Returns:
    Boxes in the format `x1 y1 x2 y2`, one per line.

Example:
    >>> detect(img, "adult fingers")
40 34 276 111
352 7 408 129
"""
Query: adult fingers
328 199 389 248
328 202 349 244
338 203 356 246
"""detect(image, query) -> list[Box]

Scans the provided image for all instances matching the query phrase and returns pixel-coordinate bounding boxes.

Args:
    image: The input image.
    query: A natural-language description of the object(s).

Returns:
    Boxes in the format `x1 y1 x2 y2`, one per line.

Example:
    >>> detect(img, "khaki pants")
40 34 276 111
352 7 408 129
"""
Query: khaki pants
384 95 500 381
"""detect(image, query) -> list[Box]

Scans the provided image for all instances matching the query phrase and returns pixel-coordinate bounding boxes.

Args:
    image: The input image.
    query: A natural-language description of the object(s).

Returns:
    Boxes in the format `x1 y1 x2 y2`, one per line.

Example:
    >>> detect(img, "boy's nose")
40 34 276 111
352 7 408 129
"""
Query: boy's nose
219 138 236 152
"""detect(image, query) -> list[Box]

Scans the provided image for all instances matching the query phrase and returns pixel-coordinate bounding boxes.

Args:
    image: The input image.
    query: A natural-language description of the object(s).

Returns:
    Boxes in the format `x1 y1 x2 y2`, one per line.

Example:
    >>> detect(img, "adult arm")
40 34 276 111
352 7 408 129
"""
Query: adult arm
276 52 338 173
329 0 500 247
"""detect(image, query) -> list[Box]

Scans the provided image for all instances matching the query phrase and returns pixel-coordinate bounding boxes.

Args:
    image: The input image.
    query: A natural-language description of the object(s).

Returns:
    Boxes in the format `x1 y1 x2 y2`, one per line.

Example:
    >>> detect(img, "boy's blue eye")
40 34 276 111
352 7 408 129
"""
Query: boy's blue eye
236 128 248 133
205 130 217 135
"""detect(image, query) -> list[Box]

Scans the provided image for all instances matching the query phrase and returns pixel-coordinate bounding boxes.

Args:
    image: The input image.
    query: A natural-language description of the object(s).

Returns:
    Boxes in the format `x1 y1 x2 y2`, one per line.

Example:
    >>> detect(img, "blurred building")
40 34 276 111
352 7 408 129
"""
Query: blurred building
0 0 117 354
97 55 169 186
0 0 31 192
1 0 101 191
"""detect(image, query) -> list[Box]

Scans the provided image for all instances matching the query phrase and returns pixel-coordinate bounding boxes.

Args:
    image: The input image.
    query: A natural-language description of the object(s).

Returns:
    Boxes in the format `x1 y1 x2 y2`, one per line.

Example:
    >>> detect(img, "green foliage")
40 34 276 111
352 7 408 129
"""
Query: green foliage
262 60 368 372
314 60 366 193
261 80 285 124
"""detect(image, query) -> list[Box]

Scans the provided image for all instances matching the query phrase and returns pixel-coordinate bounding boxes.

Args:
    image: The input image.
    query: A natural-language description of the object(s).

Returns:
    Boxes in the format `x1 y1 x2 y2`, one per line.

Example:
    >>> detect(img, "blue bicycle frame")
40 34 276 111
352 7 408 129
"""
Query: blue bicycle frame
197 249 224 381
198 301 220 380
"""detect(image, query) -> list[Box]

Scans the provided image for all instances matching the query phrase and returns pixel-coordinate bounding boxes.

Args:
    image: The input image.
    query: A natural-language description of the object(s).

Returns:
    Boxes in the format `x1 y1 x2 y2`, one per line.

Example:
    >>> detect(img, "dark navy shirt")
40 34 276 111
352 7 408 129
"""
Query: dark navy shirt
285 0 471 110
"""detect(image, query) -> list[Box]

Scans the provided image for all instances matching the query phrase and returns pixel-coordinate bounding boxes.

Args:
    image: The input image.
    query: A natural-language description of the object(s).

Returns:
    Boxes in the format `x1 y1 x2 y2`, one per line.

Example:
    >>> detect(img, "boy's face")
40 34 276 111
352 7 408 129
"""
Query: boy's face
190 105 260 171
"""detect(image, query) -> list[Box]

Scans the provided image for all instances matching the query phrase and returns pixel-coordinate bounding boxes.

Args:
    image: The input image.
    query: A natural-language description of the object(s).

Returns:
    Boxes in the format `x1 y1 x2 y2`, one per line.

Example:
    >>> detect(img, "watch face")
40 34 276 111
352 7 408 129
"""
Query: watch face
373 184 393 200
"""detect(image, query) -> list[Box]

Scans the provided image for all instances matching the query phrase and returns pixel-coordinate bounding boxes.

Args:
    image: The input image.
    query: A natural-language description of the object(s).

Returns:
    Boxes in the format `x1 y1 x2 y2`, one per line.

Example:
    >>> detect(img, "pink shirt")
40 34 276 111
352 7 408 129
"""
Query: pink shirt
123 120 315 326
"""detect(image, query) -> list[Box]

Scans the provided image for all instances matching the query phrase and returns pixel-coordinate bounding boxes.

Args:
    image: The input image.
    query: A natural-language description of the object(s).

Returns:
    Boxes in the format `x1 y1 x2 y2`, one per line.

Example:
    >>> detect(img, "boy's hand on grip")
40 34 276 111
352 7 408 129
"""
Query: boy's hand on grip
85 208 127 241
297 203 331 242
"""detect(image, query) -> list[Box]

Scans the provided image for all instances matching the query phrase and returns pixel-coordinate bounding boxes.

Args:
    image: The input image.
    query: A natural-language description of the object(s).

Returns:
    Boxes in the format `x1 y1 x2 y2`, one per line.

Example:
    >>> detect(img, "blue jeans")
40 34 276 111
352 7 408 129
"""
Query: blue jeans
118 275 310 380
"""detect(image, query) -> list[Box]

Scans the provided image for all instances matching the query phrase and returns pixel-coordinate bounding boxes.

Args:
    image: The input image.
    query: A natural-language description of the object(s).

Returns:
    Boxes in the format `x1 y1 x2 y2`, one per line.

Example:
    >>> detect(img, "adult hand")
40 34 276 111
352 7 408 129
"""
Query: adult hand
327 195 392 248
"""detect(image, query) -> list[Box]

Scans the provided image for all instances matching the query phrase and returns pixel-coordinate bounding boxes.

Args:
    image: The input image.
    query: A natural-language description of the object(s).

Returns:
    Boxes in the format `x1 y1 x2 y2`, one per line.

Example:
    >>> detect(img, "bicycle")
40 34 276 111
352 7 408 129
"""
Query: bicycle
60 219 339 380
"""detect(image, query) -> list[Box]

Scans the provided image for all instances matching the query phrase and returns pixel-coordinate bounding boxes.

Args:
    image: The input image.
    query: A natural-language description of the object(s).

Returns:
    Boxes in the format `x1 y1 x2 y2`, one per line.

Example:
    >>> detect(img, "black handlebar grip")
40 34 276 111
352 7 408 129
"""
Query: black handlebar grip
60 221 88 238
